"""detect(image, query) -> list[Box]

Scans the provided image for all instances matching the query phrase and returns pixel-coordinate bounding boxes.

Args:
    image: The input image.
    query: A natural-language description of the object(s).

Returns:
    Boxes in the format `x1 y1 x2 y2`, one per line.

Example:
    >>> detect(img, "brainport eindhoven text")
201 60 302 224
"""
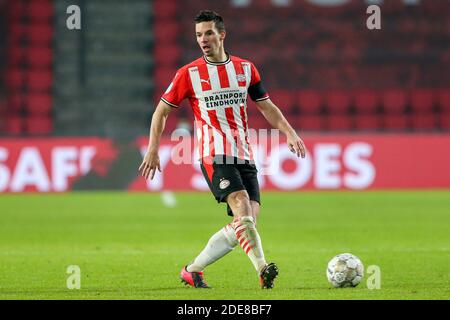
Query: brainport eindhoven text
204 92 246 108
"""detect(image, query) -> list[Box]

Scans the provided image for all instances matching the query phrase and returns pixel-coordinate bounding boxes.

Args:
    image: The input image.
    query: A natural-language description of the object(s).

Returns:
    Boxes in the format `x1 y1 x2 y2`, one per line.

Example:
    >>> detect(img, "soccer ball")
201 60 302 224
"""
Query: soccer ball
326 253 364 288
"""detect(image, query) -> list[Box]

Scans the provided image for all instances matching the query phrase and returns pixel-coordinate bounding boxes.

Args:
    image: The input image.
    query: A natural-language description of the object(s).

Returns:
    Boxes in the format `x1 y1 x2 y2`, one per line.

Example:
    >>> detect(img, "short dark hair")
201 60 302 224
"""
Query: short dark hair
194 10 225 33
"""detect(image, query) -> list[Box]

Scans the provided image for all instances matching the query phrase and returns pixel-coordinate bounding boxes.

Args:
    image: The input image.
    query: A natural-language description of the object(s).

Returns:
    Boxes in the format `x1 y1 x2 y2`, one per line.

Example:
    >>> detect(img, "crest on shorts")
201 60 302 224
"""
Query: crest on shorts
219 179 230 190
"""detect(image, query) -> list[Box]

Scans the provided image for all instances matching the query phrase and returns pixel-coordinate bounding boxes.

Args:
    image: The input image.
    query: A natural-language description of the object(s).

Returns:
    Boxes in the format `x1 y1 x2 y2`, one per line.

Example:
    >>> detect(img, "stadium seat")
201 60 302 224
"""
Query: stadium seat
297 90 322 114
26 1 54 22
240 17 267 34
325 90 352 114
422 0 447 14
311 67 340 88
439 113 450 130
315 40 336 62
269 90 295 114
6 68 24 90
25 93 52 115
25 47 53 67
383 114 410 130
26 24 53 45
154 67 178 89
354 114 381 131
410 89 435 114
8 45 24 65
249 115 267 130
153 0 177 19
0 98 5 112
153 21 179 44
383 0 408 13
9 23 53 45
154 44 181 66
354 90 378 114
0 101 6 133
25 69 53 91
325 114 353 131
296 115 322 131
6 116 24 135
411 114 436 130
8 22 26 43
438 90 450 112
8 93 24 114
382 89 408 114
7 1 25 21
171 0 447 126
25 116 52 135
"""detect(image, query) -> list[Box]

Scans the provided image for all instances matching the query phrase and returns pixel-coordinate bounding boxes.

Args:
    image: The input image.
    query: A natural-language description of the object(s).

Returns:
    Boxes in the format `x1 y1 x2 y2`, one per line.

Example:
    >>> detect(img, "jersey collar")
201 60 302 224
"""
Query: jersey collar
203 52 231 66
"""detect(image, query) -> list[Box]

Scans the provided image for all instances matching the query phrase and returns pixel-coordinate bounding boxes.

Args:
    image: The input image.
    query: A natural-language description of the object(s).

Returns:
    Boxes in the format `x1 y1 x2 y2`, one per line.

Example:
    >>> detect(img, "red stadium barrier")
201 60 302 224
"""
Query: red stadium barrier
0 134 449 192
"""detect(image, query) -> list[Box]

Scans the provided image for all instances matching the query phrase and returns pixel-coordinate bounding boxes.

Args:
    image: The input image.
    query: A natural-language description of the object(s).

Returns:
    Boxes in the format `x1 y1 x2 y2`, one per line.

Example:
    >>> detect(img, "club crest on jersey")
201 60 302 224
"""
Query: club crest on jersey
219 179 230 190
236 74 246 82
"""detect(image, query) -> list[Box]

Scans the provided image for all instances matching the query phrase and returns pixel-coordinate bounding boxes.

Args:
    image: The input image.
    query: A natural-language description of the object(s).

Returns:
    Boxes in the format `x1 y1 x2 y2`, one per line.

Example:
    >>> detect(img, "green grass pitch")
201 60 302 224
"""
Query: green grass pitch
0 191 449 300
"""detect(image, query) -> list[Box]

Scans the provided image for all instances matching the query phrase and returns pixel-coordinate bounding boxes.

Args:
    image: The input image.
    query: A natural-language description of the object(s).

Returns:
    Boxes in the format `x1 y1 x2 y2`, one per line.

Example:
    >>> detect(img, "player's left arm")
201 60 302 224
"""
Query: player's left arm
255 98 306 158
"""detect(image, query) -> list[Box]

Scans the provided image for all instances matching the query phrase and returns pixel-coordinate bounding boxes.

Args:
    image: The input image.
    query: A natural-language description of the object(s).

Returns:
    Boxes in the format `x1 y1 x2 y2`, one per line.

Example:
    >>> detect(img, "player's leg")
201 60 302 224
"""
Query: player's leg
180 221 237 288
187 195 261 274
227 190 268 274
182 158 260 274
228 162 278 289
247 199 278 288
181 159 240 287
239 161 261 224
250 200 260 224
181 157 276 288
227 199 260 222
185 222 238 273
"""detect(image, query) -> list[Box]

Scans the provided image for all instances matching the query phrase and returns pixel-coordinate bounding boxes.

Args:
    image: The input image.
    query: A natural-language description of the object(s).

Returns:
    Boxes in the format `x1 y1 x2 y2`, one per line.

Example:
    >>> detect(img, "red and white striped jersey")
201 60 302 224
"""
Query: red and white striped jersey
161 54 269 161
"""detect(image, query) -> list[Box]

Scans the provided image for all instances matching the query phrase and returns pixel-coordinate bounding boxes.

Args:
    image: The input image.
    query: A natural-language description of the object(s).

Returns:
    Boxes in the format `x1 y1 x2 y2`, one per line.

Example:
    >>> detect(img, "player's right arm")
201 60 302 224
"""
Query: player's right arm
138 100 173 180
139 67 190 179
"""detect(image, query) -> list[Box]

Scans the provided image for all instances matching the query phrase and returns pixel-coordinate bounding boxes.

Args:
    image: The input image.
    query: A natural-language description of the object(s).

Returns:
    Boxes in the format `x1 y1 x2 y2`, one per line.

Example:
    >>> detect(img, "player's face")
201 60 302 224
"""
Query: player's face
195 21 225 57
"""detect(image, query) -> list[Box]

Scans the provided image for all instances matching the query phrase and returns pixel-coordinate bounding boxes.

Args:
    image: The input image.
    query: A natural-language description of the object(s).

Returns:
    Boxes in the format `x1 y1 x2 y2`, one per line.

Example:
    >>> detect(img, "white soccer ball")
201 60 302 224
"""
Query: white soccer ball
326 253 364 288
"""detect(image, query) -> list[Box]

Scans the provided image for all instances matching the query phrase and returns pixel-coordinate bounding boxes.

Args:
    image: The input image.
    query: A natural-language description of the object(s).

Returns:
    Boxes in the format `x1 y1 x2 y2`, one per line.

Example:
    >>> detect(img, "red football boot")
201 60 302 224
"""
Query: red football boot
180 266 211 288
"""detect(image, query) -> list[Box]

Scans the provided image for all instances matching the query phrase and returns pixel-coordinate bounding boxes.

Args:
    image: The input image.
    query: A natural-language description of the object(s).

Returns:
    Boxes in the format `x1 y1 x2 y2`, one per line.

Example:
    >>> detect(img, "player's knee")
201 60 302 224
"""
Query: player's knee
228 190 250 205
227 190 251 215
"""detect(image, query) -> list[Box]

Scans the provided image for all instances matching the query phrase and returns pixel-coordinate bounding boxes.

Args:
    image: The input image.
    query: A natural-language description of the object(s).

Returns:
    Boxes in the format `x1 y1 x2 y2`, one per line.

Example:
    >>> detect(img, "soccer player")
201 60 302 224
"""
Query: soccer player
139 10 306 289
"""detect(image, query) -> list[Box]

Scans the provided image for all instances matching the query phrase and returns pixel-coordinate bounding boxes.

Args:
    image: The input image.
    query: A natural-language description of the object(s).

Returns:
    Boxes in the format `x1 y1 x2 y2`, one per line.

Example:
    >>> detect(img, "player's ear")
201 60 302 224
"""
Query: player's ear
220 31 226 41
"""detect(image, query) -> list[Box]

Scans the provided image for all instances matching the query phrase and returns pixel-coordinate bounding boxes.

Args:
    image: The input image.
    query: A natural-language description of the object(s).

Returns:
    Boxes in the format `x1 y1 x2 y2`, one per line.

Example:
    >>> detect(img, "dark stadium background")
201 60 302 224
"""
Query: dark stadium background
0 0 449 302
1 0 448 137
0 0 449 192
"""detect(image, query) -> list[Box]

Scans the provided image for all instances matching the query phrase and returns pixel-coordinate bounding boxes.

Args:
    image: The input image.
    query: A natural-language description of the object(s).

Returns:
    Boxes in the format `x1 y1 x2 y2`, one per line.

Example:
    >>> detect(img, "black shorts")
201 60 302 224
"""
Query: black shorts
200 156 261 216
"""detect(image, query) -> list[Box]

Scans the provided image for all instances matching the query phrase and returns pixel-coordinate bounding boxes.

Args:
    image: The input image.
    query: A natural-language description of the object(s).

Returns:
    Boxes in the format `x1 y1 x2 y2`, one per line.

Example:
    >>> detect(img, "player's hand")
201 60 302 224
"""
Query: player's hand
287 134 306 158
138 150 161 180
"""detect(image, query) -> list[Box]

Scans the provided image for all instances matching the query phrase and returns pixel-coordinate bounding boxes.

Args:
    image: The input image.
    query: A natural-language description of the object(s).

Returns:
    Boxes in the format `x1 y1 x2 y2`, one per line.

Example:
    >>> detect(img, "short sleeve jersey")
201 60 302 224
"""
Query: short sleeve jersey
161 54 269 161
